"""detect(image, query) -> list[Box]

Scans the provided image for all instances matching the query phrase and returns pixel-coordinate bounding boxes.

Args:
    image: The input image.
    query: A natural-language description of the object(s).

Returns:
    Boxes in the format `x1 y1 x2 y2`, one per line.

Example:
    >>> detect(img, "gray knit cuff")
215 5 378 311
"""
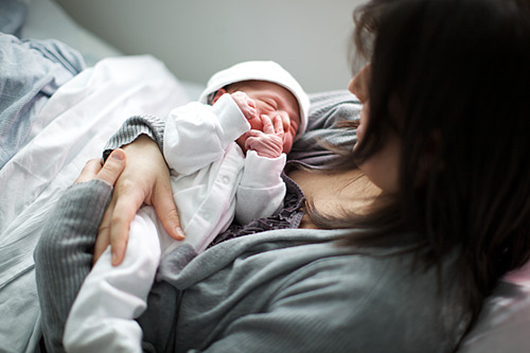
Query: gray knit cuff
103 115 166 161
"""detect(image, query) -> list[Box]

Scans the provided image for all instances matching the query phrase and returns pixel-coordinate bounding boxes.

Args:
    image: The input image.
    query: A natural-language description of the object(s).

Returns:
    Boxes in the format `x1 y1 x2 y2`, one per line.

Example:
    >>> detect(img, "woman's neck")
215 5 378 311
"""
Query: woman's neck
287 167 382 229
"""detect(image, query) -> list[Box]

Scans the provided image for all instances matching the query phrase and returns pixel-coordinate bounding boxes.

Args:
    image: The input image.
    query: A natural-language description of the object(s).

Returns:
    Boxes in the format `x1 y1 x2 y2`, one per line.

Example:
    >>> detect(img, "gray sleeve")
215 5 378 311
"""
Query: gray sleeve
34 180 113 353
102 114 166 161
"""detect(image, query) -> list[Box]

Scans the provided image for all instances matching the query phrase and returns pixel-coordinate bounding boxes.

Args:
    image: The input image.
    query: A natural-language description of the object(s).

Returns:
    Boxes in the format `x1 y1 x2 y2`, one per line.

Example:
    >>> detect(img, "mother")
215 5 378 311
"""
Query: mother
36 0 530 352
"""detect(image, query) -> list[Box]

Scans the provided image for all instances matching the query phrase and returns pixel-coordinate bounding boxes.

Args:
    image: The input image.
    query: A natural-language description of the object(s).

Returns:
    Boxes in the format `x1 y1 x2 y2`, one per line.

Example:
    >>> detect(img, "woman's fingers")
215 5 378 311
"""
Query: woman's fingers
95 181 145 266
74 159 102 184
89 149 127 265
108 192 143 265
152 180 185 241
95 149 126 186
77 150 127 264
93 198 114 265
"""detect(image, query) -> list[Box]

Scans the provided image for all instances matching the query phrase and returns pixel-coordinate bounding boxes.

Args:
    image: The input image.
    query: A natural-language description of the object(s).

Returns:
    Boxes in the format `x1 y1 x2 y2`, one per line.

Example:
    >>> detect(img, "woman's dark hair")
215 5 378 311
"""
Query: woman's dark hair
309 0 530 334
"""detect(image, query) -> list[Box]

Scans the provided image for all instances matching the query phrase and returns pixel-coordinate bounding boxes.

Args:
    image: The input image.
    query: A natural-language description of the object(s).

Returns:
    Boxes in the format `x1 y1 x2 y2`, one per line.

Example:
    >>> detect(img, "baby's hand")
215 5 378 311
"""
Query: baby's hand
245 115 284 158
231 91 258 121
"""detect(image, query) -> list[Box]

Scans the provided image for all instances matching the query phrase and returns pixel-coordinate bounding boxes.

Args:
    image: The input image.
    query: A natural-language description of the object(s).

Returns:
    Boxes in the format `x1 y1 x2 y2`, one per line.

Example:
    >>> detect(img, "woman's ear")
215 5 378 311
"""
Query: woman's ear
212 88 228 105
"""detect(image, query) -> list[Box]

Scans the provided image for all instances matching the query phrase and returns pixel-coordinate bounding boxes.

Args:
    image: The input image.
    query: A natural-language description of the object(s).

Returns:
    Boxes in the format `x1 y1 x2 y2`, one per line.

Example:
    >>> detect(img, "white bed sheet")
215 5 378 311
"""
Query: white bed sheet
0 55 190 353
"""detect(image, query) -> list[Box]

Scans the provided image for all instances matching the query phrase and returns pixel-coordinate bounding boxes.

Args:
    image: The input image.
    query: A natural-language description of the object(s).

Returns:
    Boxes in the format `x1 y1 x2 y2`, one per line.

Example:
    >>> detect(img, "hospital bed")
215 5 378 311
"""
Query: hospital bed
1 0 529 352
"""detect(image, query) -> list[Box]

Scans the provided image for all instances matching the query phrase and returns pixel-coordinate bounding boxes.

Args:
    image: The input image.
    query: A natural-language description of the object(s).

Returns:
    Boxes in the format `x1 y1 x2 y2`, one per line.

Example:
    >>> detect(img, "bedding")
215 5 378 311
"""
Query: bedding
0 48 190 353
0 34 86 169
2 0 530 352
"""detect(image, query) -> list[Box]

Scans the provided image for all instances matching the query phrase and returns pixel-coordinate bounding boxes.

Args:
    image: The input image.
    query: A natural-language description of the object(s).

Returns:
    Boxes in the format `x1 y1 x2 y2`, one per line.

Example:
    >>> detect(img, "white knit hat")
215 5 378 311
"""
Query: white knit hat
199 61 310 138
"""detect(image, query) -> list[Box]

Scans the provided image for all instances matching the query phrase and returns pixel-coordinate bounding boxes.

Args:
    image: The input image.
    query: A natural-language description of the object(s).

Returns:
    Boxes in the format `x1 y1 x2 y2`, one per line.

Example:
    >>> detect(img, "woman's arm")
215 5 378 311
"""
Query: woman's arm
34 151 126 352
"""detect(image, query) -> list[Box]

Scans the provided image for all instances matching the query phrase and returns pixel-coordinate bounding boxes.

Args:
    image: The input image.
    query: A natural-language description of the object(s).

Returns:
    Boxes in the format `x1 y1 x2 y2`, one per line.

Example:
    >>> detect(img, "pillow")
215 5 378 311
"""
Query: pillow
0 0 27 37
458 279 530 352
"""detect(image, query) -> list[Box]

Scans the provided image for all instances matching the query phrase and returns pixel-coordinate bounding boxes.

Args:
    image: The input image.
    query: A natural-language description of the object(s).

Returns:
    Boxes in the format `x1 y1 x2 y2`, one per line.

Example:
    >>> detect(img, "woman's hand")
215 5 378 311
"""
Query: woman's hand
93 135 185 266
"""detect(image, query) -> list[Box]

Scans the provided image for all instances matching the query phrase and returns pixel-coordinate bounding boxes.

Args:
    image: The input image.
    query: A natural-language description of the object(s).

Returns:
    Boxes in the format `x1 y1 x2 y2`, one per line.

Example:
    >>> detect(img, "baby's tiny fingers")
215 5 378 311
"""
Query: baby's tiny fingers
246 106 258 121
246 96 256 109
273 115 284 136
261 115 274 134
246 129 264 138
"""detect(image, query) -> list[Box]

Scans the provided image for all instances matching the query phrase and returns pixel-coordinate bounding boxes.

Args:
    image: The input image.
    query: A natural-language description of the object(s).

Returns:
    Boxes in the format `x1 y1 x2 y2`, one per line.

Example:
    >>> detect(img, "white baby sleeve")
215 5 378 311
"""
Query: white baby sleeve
235 150 287 225
163 95 250 176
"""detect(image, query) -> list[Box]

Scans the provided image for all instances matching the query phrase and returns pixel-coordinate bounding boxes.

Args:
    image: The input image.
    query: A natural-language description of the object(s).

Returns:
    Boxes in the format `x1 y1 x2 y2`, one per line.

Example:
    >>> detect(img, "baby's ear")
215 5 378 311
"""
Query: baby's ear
212 88 228 105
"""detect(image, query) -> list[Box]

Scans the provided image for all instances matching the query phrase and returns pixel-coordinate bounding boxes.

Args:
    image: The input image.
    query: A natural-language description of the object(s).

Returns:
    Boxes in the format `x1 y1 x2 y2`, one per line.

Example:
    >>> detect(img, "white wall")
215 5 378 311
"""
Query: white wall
56 0 367 93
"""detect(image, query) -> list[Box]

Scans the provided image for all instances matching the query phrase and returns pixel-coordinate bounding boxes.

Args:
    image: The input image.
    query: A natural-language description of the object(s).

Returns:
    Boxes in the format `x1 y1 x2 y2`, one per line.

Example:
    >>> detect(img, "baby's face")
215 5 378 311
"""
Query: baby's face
227 81 301 154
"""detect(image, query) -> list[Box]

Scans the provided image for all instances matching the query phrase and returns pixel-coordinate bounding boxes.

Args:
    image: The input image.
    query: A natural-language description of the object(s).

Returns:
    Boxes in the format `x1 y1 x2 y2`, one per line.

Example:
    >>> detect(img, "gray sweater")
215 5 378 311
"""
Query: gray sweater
34 91 469 352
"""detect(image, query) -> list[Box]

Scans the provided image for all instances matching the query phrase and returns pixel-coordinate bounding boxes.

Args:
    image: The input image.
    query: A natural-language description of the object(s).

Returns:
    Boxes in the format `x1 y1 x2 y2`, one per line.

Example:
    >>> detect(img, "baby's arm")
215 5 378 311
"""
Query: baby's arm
163 96 250 176
234 113 287 224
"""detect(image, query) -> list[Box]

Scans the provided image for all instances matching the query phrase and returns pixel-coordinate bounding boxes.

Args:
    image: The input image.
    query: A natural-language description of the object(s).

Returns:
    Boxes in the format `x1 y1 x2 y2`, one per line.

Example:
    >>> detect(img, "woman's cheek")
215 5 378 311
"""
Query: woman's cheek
354 105 369 149
355 123 364 148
